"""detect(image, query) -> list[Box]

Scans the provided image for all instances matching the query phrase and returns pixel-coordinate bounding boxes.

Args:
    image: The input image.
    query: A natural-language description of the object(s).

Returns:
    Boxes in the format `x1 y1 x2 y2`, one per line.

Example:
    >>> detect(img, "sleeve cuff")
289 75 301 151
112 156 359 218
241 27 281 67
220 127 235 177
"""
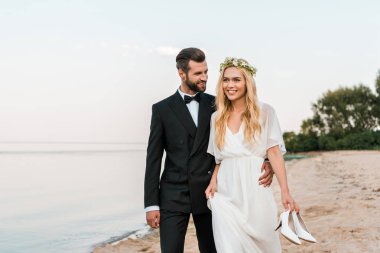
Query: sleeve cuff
145 205 160 212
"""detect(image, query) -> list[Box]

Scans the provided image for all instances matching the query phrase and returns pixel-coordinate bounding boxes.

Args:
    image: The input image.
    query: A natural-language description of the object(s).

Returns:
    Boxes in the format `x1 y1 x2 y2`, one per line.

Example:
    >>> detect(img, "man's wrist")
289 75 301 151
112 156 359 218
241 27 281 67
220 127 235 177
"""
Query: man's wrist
264 159 275 174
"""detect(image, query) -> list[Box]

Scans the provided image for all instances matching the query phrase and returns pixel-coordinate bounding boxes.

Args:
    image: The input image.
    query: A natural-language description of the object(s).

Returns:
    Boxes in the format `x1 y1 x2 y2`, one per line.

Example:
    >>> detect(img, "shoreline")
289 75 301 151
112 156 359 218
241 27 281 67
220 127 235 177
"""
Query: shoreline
93 150 380 253
91 226 153 253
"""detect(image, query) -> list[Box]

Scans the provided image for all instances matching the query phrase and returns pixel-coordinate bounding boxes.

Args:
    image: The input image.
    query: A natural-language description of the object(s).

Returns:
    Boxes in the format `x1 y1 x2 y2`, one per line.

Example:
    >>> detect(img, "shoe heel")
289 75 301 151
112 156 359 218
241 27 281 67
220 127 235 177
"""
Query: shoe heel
274 221 282 231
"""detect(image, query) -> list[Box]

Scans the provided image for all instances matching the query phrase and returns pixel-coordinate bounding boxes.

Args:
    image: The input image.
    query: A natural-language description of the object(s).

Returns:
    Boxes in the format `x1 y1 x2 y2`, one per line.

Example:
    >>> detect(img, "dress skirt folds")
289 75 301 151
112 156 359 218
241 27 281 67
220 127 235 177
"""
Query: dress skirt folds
207 102 286 253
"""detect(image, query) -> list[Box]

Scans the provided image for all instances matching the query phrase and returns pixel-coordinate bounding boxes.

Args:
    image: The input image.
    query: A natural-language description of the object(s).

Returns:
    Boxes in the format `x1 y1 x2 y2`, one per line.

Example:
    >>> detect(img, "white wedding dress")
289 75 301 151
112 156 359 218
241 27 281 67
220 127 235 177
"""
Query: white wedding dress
207 102 286 253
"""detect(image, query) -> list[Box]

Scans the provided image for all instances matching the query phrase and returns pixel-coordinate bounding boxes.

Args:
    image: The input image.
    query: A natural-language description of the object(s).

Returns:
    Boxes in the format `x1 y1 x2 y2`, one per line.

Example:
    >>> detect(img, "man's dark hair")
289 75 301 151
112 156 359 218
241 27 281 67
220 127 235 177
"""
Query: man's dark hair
176 47 205 73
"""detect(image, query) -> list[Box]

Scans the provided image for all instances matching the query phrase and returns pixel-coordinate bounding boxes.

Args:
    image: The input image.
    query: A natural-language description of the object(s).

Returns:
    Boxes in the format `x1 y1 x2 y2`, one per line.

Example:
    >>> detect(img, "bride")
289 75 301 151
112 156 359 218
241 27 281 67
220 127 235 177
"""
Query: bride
205 57 300 252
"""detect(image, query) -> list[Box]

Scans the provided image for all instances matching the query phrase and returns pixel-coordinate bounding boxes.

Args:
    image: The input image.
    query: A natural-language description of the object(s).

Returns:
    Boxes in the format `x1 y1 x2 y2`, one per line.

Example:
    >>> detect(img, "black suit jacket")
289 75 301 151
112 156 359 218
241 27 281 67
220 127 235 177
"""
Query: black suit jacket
144 91 216 215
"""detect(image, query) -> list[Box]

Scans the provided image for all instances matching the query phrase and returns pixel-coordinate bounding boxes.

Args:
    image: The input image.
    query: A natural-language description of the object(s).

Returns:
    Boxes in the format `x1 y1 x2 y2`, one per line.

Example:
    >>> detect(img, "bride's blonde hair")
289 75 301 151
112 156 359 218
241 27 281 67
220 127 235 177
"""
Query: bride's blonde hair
215 66 261 149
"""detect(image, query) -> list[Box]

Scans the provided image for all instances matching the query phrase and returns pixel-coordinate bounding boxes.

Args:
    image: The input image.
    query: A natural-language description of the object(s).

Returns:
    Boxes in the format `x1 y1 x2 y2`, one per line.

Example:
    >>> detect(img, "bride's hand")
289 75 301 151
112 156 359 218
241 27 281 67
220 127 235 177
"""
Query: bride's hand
205 177 217 199
281 191 300 212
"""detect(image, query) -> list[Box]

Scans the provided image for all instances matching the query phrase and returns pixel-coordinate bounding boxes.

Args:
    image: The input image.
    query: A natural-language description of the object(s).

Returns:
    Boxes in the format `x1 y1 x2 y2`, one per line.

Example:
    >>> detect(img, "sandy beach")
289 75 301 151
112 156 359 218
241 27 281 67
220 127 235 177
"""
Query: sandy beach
93 150 380 253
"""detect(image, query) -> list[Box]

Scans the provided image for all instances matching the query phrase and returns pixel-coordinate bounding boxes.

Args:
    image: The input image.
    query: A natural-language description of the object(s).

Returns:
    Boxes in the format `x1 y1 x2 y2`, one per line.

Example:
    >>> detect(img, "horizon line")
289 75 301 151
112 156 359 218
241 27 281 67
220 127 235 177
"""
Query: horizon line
0 141 147 145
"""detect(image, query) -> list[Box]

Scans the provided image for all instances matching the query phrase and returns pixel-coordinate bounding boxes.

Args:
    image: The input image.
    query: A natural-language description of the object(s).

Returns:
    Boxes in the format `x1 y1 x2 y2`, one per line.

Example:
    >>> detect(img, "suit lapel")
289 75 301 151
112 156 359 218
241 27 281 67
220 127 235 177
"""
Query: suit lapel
190 93 213 156
168 91 197 138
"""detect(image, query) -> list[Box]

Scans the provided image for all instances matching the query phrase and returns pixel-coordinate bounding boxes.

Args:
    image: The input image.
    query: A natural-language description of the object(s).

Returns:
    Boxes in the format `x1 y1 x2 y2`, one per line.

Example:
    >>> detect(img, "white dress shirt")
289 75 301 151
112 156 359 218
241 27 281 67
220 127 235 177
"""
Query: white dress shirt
145 87 200 213
177 88 199 127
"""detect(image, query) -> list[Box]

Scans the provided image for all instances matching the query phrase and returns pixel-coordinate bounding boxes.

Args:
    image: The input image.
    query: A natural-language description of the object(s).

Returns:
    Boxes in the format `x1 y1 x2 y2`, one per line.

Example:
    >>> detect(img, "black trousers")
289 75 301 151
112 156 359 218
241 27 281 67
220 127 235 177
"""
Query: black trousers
160 209 217 253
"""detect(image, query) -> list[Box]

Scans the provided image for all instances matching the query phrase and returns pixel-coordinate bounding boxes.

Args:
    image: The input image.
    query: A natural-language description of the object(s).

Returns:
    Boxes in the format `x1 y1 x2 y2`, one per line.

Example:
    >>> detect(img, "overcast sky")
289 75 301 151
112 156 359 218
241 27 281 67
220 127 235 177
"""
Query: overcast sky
0 0 379 143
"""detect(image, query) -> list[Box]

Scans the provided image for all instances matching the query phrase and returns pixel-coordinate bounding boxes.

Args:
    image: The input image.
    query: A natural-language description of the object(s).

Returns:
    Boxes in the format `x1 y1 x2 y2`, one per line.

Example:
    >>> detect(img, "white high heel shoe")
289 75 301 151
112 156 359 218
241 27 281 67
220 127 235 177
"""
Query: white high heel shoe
292 211 317 243
275 210 301 245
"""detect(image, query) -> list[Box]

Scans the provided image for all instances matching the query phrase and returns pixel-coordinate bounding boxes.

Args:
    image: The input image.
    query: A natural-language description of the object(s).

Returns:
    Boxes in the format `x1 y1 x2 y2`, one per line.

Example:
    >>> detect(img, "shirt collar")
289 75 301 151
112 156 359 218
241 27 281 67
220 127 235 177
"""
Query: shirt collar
178 86 199 100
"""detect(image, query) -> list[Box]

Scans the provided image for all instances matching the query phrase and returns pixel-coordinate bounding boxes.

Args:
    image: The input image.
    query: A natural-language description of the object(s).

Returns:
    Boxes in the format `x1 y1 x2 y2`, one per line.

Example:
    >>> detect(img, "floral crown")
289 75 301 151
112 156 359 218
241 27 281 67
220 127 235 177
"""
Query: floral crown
219 57 257 76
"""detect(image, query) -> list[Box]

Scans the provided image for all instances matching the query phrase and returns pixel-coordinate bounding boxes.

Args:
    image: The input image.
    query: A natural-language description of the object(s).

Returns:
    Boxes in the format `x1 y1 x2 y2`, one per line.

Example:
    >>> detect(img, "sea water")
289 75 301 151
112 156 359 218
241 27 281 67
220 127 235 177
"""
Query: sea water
0 143 148 253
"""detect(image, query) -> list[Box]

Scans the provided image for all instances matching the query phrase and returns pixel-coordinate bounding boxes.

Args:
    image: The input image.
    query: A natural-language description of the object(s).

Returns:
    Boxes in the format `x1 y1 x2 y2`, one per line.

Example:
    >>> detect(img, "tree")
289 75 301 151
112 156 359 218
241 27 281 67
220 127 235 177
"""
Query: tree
376 69 380 96
283 71 380 152
373 70 380 124
306 85 377 138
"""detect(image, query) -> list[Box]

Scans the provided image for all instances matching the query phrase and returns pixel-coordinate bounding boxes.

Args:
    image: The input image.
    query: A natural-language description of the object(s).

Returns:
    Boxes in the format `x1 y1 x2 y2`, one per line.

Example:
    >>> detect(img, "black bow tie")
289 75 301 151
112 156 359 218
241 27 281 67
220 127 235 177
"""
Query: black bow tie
184 93 201 104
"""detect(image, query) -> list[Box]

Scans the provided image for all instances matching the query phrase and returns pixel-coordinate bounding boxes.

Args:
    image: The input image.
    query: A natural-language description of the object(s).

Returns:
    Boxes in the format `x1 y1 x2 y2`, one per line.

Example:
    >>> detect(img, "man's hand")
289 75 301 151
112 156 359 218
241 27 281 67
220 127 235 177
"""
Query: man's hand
146 210 160 229
259 161 274 187
205 177 217 199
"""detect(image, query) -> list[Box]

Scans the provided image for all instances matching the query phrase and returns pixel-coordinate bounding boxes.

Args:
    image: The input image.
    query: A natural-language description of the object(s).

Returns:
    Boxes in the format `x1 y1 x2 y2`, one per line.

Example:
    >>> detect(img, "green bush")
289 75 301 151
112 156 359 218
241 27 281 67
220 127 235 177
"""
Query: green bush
337 131 375 149
318 135 338 150
283 131 380 152
374 131 380 145
283 132 319 152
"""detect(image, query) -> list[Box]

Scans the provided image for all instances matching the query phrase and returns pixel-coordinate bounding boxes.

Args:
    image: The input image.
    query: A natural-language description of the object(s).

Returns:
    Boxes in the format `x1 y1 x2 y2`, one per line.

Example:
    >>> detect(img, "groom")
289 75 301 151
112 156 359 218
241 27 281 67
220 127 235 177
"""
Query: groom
144 47 274 253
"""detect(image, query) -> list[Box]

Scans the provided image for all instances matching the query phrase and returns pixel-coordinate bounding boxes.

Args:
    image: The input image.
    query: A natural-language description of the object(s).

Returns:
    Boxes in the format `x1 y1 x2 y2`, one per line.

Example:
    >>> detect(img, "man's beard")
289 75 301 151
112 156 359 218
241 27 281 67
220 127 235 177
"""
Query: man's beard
185 78 206 93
